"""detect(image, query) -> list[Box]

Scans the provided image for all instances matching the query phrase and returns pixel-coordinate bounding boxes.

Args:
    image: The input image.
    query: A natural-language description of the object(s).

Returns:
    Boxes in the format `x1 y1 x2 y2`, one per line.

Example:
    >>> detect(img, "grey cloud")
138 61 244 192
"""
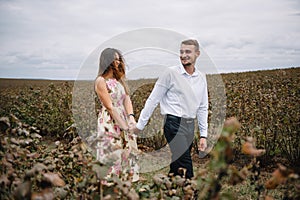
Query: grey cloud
0 0 299 79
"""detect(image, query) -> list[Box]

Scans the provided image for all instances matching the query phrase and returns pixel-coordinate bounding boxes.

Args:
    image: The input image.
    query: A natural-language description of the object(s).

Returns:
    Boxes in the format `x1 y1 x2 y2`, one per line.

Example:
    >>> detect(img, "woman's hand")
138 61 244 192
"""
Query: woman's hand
119 122 129 132
128 115 136 130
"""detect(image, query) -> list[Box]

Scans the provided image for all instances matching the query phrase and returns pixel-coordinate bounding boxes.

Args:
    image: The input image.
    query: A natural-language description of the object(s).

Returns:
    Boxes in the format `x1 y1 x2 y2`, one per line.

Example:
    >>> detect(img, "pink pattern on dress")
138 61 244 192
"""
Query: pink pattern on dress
96 78 139 184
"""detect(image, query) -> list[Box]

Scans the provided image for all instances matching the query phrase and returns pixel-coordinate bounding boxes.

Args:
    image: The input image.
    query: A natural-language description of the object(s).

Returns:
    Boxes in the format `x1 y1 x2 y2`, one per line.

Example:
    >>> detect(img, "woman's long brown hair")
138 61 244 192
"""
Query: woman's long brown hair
97 48 129 94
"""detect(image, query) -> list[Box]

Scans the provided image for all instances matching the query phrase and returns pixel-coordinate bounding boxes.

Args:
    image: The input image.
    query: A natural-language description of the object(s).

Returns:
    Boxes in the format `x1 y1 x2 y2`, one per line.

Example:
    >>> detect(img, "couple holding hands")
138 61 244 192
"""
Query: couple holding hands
95 39 208 185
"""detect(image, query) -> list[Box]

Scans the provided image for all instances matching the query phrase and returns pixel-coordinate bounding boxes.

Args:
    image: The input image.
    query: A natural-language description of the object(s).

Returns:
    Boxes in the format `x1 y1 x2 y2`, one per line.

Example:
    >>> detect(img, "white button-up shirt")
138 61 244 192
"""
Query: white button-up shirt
136 65 208 137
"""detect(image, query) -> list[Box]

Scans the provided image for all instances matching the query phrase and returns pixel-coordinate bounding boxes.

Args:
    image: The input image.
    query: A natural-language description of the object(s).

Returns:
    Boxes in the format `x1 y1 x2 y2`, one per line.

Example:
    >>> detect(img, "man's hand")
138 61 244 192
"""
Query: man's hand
129 125 141 134
198 137 207 151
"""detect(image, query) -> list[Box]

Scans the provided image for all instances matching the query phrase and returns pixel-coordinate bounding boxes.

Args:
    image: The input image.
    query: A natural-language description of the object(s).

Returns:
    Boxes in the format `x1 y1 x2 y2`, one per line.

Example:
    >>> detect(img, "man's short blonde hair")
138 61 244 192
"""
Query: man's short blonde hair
181 39 200 51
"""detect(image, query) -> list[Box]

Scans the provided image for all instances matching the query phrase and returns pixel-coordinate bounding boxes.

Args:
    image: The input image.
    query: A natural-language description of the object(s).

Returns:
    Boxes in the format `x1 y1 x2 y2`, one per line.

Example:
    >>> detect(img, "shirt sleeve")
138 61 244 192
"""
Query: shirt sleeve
197 75 209 137
136 70 170 130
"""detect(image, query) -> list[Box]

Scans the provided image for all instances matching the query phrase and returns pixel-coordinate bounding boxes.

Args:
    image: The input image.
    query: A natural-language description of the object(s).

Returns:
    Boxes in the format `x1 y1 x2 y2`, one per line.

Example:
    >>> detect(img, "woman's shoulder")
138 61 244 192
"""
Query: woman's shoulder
95 76 119 90
96 76 117 82
95 76 106 84
95 76 107 90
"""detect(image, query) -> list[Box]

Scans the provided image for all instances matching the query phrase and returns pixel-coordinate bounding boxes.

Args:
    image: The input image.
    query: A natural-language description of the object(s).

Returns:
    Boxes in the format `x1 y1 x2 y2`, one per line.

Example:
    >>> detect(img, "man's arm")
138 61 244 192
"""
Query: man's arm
135 83 168 130
197 77 209 151
134 69 171 131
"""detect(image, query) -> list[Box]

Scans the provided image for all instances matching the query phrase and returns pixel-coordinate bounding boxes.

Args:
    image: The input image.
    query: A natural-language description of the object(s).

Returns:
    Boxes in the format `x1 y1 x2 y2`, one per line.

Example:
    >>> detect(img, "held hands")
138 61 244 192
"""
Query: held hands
128 115 136 129
130 126 141 134
126 114 142 134
128 118 141 134
198 137 207 152
120 115 140 133
128 115 138 133
128 123 141 134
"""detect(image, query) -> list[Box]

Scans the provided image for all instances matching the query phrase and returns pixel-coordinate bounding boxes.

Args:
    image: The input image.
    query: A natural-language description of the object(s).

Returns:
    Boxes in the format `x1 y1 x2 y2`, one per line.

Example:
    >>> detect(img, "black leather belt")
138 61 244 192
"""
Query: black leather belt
166 114 194 124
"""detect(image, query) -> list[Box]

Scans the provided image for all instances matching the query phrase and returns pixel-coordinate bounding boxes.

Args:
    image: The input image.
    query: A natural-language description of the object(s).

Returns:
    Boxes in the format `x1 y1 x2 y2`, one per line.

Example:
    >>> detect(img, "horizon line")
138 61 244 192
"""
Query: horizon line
0 66 298 81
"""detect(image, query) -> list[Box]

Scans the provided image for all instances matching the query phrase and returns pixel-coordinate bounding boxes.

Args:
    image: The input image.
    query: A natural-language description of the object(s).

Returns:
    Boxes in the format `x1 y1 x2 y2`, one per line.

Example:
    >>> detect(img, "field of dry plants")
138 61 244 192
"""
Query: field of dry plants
0 67 299 199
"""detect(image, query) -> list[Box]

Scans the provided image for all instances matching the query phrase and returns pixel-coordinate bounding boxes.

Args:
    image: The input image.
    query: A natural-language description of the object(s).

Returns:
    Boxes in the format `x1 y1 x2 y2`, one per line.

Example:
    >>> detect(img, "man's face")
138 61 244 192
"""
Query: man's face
180 44 200 67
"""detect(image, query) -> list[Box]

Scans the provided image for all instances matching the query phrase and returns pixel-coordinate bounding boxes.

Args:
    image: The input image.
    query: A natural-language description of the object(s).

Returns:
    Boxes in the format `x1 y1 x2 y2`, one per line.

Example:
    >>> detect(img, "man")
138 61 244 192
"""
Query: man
132 39 208 179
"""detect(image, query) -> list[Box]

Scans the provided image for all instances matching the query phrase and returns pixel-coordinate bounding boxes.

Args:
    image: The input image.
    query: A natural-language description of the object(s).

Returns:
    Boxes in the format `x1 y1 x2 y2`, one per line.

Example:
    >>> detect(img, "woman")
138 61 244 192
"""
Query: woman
94 48 139 184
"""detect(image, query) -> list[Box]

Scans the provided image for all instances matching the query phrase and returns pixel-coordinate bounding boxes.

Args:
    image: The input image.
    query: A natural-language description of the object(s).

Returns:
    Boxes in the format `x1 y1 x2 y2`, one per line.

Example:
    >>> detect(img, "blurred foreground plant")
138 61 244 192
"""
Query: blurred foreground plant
1 115 299 199
145 117 299 200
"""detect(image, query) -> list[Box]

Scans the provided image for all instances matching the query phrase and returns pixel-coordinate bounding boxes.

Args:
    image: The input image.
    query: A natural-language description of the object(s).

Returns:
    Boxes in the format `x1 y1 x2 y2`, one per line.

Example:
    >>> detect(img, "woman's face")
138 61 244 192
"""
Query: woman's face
111 52 125 79
113 52 121 67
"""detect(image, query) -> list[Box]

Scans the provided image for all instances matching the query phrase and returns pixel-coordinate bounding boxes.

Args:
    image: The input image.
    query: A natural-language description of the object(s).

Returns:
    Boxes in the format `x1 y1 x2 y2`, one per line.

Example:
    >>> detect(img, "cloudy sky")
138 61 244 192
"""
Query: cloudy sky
0 0 299 80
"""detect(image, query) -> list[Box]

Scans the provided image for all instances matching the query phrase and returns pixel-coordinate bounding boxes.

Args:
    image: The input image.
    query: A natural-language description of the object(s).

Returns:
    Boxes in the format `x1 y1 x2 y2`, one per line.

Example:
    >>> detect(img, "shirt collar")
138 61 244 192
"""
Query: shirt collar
179 65 199 77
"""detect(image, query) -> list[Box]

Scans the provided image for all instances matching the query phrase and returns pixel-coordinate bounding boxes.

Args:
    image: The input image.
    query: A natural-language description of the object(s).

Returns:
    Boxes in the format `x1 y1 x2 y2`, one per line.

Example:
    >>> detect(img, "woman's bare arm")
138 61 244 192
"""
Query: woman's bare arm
95 77 129 130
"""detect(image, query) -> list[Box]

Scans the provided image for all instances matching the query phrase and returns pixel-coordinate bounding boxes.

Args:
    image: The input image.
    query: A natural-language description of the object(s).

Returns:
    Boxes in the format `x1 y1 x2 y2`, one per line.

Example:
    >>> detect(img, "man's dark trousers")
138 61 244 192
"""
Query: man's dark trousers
164 114 195 179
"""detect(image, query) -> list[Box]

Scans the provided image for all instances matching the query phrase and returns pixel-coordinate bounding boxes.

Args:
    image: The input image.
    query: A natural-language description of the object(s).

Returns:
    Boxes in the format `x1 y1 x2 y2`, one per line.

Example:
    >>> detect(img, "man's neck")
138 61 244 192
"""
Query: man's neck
184 65 195 75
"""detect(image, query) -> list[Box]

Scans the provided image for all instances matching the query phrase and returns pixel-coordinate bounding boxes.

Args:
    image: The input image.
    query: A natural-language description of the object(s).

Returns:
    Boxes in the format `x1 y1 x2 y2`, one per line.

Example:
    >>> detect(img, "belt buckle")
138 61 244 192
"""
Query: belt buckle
185 119 193 123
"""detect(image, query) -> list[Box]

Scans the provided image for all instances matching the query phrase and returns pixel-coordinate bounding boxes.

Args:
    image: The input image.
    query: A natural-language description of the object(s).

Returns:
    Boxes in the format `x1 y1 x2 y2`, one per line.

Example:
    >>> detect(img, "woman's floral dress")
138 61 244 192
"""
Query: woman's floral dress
96 78 139 184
